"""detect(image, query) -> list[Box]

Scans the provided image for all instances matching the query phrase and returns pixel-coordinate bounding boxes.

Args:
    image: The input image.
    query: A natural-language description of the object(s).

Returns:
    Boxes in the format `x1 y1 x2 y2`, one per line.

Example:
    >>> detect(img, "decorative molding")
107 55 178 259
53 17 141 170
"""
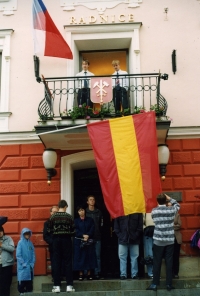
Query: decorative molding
61 0 142 14
0 131 40 144
61 150 95 215
0 111 12 117
168 126 200 139
0 0 17 15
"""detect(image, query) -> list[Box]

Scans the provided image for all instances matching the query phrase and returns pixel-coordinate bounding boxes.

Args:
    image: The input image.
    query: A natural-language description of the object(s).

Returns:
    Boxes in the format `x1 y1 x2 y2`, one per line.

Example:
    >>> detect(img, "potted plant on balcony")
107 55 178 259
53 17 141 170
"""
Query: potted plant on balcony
133 106 146 114
61 103 111 122
150 104 164 116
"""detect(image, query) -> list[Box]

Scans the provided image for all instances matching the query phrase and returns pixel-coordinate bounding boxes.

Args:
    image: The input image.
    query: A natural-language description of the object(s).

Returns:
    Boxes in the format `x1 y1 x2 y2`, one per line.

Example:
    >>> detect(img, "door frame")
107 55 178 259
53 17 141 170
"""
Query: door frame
65 22 142 110
61 150 96 215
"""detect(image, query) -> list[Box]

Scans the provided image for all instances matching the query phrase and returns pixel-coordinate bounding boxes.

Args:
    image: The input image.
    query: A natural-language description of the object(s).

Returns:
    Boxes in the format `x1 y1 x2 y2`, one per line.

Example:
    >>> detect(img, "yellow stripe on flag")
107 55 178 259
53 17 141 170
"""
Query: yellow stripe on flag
109 116 145 215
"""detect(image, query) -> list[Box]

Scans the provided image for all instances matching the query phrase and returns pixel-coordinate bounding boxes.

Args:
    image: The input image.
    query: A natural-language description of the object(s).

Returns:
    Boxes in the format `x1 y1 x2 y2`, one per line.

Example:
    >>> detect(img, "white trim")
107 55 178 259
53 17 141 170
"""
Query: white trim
0 29 13 131
0 126 200 145
61 150 96 215
65 23 142 110
0 131 40 144
0 0 17 15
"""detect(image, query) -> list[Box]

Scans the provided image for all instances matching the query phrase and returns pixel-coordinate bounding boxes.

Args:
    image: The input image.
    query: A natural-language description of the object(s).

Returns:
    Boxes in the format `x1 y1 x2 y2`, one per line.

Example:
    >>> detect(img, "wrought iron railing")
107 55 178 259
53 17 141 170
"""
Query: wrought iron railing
38 73 168 120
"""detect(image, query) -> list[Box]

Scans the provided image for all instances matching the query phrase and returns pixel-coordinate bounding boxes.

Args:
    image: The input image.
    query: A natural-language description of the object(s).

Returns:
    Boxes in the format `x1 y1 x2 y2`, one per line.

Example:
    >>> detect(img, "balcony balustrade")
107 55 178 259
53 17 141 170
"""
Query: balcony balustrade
37 73 168 122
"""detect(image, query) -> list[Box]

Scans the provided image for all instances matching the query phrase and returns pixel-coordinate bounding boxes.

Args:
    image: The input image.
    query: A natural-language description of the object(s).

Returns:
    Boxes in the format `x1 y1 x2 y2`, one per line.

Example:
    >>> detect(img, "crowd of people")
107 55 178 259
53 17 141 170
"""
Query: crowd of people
0 192 181 295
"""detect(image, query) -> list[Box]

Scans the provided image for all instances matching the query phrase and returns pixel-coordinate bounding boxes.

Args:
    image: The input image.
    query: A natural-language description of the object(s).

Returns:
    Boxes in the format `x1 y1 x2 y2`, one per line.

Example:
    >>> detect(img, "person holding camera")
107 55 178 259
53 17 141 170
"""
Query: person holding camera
74 206 97 281
147 193 180 292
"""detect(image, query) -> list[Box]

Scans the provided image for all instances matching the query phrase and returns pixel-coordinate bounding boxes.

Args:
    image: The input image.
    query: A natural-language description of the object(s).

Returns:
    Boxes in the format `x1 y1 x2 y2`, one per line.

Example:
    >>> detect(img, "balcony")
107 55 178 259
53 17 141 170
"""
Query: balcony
34 73 171 150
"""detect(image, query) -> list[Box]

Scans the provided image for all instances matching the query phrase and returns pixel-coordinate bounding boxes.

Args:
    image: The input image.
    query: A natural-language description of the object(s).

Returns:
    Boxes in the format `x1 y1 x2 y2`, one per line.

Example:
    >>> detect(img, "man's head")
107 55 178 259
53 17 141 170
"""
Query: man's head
87 195 96 207
58 199 68 209
50 206 59 216
82 59 90 71
157 193 167 205
112 60 120 72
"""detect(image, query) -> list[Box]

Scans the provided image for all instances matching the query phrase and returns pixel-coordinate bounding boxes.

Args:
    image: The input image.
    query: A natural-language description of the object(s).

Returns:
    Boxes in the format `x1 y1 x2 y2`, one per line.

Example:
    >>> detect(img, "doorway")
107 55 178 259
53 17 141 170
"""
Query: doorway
80 50 128 75
73 167 119 278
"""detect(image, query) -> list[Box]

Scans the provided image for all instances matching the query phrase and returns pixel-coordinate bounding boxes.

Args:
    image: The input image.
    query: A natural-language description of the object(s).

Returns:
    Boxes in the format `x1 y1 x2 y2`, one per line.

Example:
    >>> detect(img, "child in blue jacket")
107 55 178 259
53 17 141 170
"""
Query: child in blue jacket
16 228 35 295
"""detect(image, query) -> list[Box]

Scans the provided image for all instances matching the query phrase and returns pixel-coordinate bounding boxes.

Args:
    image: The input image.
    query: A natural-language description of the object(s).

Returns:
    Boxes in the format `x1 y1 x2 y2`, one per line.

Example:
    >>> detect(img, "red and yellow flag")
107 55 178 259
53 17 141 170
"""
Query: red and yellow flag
87 112 161 218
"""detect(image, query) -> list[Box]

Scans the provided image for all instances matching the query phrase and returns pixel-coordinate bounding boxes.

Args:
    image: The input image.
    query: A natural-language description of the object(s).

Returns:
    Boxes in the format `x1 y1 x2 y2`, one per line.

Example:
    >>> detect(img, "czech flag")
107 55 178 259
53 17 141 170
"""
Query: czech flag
32 0 73 59
87 112 161 218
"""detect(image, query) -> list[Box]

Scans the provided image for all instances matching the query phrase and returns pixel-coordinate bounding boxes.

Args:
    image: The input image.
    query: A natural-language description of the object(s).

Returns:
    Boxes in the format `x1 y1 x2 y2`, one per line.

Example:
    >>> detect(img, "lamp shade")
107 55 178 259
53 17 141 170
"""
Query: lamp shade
42 148 57 169
158 144 170 164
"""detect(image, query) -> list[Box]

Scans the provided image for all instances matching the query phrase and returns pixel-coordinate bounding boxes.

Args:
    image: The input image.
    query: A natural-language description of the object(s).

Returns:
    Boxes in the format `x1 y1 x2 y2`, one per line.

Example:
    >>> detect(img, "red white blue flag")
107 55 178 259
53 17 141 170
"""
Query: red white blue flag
32 0 73 59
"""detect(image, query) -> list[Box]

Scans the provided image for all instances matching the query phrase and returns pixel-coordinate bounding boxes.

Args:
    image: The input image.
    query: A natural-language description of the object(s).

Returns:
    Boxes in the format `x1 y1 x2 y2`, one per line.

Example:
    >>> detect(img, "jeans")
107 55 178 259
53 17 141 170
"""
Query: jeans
95 240 101 275
118 244 139 278
143 236 153 276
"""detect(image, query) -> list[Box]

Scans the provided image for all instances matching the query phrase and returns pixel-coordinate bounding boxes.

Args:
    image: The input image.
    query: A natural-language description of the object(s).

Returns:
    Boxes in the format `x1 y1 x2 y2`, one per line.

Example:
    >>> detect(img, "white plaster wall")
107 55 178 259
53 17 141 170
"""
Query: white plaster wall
0 0 200 131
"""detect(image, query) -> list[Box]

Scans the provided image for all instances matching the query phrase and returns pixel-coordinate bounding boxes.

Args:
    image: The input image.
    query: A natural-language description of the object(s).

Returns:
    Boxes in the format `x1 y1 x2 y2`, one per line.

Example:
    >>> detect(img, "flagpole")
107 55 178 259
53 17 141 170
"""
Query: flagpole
30 124 88 137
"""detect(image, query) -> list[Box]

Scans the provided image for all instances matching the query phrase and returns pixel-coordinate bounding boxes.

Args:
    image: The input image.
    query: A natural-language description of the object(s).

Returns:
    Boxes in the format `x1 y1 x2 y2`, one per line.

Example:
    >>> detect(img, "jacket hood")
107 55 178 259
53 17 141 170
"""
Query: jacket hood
20 228 32 239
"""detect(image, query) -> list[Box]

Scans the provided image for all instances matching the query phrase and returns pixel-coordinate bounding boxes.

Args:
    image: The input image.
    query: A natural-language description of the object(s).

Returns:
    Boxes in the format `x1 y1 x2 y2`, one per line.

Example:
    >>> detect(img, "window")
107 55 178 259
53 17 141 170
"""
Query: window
0 29 13 131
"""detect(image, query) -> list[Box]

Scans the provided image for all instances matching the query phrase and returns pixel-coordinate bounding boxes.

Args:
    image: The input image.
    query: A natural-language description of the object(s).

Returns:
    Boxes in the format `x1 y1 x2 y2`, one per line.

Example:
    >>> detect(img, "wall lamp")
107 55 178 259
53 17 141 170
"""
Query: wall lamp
158 144 170 180
42 148 57 185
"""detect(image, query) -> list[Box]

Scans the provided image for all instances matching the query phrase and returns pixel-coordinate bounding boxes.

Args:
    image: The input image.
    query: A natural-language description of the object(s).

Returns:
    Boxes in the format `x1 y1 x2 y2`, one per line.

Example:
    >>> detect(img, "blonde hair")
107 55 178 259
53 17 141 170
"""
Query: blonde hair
112 60 120 66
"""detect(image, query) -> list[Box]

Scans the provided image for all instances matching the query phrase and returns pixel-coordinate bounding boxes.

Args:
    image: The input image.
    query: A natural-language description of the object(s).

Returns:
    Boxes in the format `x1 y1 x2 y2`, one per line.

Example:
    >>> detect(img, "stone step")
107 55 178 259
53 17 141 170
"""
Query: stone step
15 288 200 296
41 278 200 294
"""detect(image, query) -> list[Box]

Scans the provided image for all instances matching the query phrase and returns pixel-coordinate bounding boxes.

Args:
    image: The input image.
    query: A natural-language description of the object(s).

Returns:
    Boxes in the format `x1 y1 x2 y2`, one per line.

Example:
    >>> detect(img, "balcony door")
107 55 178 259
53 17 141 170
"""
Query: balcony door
80 50 128 75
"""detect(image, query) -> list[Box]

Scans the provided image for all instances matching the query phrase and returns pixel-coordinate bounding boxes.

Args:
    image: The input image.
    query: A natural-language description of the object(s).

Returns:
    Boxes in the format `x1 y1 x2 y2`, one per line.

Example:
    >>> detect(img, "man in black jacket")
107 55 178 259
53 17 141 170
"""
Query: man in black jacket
85 195 103 279
43 206 58 282
114 213 143 280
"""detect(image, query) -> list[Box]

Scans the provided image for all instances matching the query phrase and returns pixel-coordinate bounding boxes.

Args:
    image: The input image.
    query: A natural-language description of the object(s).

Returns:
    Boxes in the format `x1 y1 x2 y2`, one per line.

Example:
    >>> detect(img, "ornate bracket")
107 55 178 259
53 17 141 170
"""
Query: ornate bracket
61 0 143 15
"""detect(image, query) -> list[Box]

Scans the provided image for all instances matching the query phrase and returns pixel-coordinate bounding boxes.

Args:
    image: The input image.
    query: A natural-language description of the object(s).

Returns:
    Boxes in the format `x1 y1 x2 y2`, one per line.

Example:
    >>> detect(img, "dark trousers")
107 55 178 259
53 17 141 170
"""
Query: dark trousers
77 88 93 107
49 248 55 280
152 243 174 286
113 87 128 112
18 280 33 293
172 238 181 275
0 265 13 296
53 236 73 286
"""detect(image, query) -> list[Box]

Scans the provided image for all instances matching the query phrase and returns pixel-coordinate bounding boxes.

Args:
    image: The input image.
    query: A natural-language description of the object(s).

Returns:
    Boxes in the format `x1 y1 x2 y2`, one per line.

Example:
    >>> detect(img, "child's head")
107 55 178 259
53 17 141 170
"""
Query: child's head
24 231 31 240
157 193 167 205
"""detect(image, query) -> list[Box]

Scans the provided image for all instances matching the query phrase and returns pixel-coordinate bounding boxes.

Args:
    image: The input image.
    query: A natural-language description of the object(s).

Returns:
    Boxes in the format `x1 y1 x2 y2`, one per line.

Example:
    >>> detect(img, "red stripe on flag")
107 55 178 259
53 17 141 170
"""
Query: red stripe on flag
133 112 161 212
87 121 124 218
44 11 73 59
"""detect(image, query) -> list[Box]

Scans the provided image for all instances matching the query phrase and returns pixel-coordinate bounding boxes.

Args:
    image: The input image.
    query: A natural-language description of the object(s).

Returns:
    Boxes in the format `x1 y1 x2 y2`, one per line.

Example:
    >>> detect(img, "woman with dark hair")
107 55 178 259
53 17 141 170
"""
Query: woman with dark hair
74 206 97 280
0 225 15 296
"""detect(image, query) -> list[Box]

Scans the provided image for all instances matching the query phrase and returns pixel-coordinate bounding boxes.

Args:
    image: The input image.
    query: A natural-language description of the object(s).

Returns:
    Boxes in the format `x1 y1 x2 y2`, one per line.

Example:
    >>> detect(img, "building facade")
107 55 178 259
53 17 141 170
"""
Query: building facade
1 0 200 276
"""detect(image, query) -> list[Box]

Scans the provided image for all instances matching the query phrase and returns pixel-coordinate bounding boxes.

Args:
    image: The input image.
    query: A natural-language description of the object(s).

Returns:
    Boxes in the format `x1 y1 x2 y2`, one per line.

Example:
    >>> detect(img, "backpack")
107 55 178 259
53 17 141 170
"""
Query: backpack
190 229 200 248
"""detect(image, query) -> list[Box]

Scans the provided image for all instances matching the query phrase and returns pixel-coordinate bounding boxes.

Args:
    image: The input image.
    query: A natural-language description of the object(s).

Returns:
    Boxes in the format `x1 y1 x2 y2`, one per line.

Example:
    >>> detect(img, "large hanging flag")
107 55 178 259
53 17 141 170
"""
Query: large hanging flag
32 0 73 59
87 112 162 218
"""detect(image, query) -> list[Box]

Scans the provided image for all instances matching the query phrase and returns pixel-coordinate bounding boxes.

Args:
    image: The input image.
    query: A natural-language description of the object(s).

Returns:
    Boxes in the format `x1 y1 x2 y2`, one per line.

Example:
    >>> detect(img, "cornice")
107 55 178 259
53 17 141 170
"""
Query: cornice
64 22 142 33
0 126 200 146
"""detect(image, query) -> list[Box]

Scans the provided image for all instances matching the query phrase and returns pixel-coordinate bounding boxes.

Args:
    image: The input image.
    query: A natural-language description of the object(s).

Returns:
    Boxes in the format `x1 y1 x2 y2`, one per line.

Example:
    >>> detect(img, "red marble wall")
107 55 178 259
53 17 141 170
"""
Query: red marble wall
0 140 200 274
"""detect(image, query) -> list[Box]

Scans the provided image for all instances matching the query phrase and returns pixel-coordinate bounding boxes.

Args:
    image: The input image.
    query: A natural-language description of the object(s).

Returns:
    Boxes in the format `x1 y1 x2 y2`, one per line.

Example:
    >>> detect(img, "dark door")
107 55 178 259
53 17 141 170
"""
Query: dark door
73 168 119 278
